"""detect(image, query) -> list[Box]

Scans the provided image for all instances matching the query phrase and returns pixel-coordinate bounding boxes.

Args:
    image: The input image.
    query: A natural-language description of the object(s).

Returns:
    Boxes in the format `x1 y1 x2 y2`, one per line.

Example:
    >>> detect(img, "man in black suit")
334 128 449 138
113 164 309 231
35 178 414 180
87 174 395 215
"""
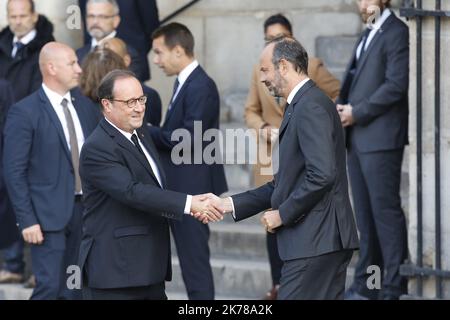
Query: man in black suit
78 69 223 300
3 42 99 299
337 0 409 300
201 37 359 300
149 23 228 300
79 0 159 82
0 79 18 250
76 0 149 82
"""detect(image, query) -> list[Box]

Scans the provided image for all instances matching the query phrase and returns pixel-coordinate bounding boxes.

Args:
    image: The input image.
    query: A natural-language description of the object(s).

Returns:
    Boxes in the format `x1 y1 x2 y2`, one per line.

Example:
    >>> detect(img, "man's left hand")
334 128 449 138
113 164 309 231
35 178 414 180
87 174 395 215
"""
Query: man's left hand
337 104 354 127
261 210 282 233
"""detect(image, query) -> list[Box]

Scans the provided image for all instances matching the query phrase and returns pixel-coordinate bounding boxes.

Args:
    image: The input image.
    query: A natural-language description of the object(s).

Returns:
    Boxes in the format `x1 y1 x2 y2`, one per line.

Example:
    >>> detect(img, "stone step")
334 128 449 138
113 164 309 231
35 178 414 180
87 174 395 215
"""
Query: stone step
166 256 271 300
209 222 268 260
0 284 32 300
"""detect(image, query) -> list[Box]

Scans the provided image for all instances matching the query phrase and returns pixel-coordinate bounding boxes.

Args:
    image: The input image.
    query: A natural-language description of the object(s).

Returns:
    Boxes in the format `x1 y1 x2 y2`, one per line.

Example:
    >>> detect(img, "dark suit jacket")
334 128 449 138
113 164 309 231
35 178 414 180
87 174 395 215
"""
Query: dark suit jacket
79 119 188 289
79 0 159 81
0 15 54 101
0 79 19 249
337 11 409 153
2 87 99 232
143 84 161 127
232 80 359 260
148 66 228 195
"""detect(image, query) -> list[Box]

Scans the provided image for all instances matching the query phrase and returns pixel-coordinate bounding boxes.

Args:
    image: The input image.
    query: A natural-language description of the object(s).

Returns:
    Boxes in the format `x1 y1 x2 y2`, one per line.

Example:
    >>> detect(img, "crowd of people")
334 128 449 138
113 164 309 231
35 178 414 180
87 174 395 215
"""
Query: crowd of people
0 0 409 300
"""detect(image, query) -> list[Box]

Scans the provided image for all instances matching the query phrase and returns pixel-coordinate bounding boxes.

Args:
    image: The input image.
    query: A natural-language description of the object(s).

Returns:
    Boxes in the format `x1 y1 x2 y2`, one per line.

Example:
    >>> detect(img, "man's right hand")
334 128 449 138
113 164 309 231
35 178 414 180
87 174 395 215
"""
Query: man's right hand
22 224 44 245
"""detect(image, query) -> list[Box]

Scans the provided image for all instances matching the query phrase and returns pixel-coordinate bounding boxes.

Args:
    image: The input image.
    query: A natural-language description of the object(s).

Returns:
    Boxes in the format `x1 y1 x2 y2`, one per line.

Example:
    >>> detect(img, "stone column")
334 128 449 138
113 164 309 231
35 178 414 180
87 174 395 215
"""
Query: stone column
407 0 450 298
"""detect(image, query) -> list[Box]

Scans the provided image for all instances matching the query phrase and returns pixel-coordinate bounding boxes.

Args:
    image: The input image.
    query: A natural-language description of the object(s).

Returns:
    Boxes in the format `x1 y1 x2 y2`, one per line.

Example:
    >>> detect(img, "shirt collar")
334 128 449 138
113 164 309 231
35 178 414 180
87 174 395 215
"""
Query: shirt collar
13 29 37 46
366 8 391 31
287 77 310 104
105 117 137 141
42 83 72 107
91 30 117 48
177 60 199 86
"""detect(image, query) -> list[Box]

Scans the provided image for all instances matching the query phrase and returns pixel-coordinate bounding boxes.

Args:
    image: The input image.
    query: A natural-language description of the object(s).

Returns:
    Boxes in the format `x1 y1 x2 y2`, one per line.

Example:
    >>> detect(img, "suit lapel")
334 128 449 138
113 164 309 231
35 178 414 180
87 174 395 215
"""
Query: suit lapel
278 80 315 140
71 93 90 140
163 66 201 124
100 120 162 187
38 88 72 163
351 14 396 91
136 128 167 188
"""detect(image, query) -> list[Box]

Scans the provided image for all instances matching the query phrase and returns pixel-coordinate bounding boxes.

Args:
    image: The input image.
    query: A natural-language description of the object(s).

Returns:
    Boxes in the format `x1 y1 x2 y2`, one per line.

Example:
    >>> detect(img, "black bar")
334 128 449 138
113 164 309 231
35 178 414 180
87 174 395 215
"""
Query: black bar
416 0 424 297
434 0 442 299
160 0 202 25
400 7 450 17
400 264 450 278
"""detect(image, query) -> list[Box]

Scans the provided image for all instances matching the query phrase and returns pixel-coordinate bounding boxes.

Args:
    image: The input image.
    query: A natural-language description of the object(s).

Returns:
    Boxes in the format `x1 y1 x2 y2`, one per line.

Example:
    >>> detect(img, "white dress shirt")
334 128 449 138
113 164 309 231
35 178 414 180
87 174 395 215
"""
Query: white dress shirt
42 84 85 155
11 29 36 57
105 118 192 214
356 9 392 60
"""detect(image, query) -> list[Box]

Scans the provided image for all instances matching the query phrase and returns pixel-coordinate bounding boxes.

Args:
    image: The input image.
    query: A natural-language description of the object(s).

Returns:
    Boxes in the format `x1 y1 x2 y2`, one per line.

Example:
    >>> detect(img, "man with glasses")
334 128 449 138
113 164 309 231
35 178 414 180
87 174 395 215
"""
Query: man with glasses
244 13 341 300
78 69 223 300
76 0 148 82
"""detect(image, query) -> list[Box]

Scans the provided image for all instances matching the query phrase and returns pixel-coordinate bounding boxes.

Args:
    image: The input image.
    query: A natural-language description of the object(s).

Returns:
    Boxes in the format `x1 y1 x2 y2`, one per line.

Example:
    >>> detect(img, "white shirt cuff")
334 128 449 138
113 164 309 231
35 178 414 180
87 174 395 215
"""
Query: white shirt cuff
184 195 192 215
228 197 236 219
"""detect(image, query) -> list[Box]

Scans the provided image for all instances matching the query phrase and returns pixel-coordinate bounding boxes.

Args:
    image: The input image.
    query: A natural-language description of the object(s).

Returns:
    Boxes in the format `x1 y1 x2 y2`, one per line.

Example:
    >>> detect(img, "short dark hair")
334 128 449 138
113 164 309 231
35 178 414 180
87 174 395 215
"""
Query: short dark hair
97 69 136 101
152 22 194 57
269 37 308 75
264 14 292 34
8 0 35 13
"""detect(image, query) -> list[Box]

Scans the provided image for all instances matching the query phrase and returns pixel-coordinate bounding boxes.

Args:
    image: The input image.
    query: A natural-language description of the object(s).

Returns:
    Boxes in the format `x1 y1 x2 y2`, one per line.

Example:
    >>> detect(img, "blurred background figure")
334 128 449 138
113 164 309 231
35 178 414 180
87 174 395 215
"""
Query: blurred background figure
244 13 340 300
101 37 161 126
0 0 54 289
78 0 159 82
337 0 409 300
0 79 17 252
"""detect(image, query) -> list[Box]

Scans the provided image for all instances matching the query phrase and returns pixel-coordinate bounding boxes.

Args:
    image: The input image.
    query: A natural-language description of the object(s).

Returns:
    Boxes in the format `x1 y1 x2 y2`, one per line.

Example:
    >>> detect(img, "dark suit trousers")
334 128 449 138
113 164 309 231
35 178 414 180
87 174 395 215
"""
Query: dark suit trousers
170 216 214 300
30 198 83 300
82 282 167 300
278 250 353 300
266 232 283 285
347 146 408 299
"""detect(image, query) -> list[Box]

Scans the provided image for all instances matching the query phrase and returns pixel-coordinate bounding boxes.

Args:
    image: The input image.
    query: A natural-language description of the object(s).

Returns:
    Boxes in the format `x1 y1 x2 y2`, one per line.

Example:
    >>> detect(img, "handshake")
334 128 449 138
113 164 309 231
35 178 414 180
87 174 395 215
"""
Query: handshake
189 193 283 233
189 193 232 224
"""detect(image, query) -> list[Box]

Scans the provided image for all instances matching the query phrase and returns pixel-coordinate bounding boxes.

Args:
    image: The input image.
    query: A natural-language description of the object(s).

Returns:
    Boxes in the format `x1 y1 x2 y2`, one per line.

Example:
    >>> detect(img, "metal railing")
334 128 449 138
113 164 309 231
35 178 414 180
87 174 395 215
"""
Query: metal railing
160 0 202 25
399 0 449 299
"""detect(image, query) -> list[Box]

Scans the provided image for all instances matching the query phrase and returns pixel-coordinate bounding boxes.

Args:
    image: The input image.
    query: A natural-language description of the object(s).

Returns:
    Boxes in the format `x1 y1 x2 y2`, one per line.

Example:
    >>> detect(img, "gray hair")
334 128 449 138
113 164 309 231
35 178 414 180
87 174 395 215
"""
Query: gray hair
270 37 308 75
86 0 120 15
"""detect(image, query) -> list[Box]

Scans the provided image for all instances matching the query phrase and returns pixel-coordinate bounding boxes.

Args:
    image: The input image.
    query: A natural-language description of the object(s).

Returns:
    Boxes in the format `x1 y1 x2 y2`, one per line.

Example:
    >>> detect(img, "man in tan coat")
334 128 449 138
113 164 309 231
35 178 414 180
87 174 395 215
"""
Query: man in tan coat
244 13 340 299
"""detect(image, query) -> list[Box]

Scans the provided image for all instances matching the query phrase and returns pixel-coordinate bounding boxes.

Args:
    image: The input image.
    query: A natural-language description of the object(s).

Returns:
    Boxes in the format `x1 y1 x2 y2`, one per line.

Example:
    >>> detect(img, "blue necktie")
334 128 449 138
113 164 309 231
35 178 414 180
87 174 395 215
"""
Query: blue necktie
168 78 180 111
12 41 25 58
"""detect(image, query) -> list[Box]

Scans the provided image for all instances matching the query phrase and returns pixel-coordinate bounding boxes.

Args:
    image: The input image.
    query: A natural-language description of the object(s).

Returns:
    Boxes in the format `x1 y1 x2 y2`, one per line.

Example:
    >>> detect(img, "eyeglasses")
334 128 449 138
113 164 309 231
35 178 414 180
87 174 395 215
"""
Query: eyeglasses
86 14 117 21
109 95 147 109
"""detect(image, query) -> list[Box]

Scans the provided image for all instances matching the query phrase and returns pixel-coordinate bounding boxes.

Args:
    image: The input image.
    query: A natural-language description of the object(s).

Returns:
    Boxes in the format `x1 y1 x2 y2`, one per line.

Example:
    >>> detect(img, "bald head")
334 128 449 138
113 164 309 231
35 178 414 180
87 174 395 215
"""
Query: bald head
39 42 82 95
101 38 131 67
